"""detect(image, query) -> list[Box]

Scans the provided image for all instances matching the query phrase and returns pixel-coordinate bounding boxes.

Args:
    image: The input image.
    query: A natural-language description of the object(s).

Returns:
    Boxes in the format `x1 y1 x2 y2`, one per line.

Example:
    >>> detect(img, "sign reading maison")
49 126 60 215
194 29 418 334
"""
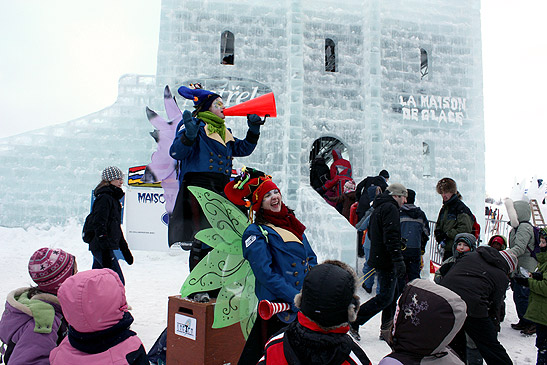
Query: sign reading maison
398 95 467 125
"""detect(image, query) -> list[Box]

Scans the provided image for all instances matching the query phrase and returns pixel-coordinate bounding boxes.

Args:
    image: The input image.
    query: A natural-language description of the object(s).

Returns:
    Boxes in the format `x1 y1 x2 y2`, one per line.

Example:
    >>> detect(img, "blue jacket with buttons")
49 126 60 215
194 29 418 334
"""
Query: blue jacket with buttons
242 223 317 323
169 119 258 183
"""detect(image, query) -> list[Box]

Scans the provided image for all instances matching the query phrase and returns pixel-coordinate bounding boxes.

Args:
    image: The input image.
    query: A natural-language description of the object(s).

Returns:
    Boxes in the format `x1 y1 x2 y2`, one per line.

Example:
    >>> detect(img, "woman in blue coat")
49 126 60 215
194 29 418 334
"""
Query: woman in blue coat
169 85 262 270
224 169 318 365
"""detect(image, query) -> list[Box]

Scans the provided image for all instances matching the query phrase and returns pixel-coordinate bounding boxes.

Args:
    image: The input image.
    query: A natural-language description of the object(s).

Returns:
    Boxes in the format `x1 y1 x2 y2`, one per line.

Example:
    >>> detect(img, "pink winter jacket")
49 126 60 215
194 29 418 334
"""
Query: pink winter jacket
49 269 145 365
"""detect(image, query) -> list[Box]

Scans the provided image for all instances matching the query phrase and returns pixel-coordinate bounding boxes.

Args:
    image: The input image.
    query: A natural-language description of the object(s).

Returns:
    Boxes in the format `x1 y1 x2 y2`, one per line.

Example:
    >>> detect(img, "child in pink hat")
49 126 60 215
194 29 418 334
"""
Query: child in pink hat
0 247 77 364
50 268 147 364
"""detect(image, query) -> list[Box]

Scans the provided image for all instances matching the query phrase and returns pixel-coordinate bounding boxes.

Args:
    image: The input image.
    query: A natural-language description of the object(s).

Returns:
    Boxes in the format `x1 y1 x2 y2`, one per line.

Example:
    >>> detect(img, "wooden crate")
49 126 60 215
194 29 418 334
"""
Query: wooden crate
166 295 246 365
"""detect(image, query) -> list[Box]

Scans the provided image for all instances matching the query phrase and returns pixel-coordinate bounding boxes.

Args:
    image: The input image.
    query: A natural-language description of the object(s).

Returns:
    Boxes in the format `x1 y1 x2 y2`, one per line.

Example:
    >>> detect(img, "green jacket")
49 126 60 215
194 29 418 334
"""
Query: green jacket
525 252 547 326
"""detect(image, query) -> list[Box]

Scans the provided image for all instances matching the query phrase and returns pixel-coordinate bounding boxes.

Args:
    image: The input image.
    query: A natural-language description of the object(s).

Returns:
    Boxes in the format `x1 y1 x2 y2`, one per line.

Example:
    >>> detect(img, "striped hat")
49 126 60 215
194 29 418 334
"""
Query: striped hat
499 249 518 274
28 248 75 295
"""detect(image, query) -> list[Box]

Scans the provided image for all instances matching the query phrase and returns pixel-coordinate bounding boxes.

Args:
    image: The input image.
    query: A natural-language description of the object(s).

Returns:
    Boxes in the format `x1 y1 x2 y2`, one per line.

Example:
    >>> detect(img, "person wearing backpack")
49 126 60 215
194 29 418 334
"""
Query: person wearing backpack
505 198 538 335
87 166 134 285
434 178 474 261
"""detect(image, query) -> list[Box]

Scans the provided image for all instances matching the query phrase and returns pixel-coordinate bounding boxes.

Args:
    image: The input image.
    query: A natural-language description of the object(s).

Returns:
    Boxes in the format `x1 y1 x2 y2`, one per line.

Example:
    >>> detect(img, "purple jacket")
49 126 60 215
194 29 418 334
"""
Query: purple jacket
0 288 64 365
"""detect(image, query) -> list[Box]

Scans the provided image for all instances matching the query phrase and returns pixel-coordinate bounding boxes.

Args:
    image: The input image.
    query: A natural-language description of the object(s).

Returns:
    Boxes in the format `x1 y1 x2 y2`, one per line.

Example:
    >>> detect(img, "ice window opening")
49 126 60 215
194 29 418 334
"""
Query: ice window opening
325 38 336 72
420 48 428 80
221 30 234 65
423 141 434 177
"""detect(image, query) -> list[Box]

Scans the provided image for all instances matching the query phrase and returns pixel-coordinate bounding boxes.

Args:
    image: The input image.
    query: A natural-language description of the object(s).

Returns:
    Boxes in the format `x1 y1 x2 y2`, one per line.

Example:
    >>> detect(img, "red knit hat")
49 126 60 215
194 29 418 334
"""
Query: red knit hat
224 168 279 212
28 248 75 295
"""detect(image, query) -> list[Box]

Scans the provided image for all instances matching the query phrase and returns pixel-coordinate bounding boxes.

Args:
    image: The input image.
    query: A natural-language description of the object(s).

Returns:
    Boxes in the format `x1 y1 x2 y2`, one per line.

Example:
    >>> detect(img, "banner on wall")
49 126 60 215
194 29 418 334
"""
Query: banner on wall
124 186 169 251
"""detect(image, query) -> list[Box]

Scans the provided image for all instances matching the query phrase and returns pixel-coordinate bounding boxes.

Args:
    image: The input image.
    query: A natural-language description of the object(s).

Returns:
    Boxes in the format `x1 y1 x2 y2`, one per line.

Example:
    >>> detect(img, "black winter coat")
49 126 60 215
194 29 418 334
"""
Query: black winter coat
89 184 126 252
355 175 388 221
367 192 404 270
440 246 510 319
434 193 473 259
259 314 371 365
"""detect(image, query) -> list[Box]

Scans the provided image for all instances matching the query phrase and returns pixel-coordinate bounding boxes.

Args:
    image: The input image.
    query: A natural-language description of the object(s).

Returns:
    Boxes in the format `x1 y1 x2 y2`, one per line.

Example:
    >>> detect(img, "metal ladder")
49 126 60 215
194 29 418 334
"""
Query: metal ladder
529 199 546 227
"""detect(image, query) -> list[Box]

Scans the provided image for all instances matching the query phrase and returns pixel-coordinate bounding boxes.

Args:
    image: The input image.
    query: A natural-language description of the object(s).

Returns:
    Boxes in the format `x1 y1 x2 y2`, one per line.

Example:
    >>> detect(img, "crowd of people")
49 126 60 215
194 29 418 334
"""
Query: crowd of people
1 84 545 365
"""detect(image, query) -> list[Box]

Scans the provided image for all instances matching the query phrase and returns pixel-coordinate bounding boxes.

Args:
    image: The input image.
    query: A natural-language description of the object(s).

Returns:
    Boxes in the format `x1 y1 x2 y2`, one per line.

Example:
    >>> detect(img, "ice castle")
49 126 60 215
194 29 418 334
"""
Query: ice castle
0 0 484 263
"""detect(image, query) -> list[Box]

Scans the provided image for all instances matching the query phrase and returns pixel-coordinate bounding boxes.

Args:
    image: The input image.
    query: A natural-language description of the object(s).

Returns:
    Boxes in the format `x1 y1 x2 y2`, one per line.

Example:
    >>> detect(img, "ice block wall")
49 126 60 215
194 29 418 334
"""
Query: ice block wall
0 0 484 253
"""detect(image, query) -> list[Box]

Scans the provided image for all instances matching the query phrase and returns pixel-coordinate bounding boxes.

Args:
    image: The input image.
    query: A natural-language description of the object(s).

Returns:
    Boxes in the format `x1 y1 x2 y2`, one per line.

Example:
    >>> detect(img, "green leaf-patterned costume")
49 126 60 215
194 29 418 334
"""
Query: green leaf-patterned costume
180 186 257 338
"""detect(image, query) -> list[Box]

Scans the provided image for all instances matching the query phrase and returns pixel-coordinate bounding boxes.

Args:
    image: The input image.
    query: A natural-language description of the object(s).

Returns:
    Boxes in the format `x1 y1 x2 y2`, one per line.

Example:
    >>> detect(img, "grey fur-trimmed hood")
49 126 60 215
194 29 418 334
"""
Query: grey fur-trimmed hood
505 198 531 228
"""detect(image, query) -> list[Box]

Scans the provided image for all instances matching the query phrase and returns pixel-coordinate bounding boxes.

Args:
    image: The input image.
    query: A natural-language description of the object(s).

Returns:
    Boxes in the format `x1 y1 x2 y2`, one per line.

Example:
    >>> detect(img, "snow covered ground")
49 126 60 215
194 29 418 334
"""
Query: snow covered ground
0 221 537 364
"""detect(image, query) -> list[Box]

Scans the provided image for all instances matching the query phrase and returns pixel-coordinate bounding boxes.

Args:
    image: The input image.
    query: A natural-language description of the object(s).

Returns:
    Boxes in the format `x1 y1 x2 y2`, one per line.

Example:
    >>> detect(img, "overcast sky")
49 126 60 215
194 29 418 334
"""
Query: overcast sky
1 1 546 199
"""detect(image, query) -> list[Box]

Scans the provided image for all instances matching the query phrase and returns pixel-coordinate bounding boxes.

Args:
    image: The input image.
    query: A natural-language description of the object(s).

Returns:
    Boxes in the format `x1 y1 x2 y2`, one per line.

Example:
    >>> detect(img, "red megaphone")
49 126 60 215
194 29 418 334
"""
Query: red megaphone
258 300 291 320
223 92 277 118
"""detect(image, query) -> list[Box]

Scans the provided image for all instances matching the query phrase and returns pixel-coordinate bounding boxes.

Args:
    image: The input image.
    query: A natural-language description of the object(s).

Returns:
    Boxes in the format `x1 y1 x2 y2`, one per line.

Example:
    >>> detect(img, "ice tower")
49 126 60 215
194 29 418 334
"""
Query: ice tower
0 0 484 264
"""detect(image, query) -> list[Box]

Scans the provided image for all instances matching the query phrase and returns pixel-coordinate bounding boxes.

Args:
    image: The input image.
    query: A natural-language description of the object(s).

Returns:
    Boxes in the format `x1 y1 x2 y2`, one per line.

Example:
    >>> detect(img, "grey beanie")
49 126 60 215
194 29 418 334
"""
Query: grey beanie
101 166 124 182
387 183 408 197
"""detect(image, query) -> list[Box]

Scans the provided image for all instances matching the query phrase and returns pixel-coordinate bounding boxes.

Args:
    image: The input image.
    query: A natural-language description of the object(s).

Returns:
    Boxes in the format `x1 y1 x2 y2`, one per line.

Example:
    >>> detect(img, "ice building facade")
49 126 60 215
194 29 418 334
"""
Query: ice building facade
0 0 484 264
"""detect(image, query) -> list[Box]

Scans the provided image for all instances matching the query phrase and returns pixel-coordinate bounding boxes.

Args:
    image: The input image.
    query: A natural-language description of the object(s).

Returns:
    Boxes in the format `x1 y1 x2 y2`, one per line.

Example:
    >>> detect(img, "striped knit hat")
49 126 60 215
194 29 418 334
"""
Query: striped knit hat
499 249 518 274
28 248 75 295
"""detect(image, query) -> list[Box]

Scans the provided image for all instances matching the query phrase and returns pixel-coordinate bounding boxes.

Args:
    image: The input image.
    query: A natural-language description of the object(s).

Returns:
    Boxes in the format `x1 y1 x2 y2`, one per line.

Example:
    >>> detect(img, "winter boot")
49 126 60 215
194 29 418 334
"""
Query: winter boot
521 324 537 335
361 281 372 294
379 320 393 343
511 321 527 330
349 325 361 341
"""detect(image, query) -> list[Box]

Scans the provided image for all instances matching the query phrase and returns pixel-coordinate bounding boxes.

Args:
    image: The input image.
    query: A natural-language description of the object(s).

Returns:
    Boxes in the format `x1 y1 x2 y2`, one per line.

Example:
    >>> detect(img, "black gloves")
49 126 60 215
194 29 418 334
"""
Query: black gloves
532 272 544 281
119 239 134 265
393 259 406 279
183 110 199 140
435 232 448 244
247 114 262 134
101 250 112 269
514 276 529 287
315 186 327 195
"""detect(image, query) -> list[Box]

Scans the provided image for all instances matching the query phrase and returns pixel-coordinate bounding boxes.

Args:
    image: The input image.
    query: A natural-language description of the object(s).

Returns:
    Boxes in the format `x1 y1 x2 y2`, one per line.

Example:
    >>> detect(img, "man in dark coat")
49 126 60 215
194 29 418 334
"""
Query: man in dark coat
434 177 473 261
355 169 389 222
440 246 518 364
350 183 407 341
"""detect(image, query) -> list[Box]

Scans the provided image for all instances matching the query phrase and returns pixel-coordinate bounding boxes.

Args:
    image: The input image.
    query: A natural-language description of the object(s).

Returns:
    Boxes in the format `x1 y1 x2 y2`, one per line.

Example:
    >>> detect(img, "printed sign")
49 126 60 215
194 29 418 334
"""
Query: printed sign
124 186 168 251
176 77 273 109
127 165 162 187
174 313 197 340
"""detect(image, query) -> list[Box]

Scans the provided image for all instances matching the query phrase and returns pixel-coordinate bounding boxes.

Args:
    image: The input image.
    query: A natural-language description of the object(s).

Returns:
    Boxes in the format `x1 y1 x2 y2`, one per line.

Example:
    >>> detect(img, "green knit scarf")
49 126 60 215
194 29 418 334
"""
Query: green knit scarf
198 111 226 141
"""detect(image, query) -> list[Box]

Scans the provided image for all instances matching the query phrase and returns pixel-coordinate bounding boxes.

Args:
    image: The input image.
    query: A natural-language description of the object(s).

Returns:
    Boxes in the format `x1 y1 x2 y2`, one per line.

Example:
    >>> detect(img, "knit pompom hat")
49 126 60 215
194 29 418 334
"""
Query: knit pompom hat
436 177 457 194
101 166 123 182
178 85 221 114
28 248 76 295
224 167 279 213
499 249 518 274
